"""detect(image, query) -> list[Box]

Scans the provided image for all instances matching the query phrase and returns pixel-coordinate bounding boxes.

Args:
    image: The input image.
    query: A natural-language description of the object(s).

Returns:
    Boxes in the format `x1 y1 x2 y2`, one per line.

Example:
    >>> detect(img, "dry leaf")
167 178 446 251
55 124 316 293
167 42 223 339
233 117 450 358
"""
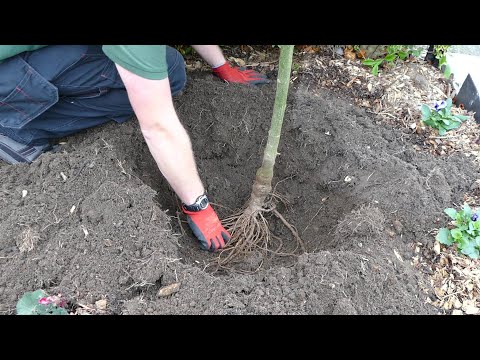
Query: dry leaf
462 299 476 311
434 241 441 255
434 287 445 298
452 309 463 315
303 46 321 54
464 306 479 315
454 298 462 309
95 299 107 310
344 48 356 61
393 249 403 262
441 283 448 292
157 282 181 297
386 229 395 238
357 49 367 59
229 57 246 67
439 256 449 267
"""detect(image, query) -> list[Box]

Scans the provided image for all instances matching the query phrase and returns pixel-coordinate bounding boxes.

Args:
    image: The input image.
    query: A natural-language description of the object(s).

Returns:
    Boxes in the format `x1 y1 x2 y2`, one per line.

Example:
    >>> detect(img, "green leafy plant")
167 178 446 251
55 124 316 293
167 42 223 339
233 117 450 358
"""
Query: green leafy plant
421 98 468 135
16 289 69 315
174 45 193 56
362 45 421 75
434 45 451 78
437 203 480 259
292 62 301 72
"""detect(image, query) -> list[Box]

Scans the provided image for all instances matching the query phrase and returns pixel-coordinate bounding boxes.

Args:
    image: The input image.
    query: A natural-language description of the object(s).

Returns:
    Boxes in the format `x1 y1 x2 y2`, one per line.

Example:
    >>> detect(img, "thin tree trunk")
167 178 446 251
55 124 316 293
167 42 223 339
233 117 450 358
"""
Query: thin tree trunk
248 45 294 208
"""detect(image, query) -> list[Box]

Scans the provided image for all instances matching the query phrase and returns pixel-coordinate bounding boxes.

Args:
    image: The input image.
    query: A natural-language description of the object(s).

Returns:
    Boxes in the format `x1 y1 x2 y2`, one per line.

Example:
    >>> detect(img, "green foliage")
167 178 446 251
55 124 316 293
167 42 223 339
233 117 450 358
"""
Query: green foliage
434 45 452 78
175 45 193 56
362 45 421 76
16 290 68 315
436 203 480 259
421 98 468 135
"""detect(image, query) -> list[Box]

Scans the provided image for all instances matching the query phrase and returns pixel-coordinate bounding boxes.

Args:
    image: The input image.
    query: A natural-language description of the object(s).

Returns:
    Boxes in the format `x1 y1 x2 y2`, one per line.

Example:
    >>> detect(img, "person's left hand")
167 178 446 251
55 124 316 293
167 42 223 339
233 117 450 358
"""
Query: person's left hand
212 62 270 85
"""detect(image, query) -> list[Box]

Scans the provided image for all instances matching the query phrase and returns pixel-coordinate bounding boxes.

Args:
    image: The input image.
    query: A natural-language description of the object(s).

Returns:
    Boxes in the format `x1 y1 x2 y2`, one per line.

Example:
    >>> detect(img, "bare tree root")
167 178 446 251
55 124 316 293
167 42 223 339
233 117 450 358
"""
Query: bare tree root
217 206 271 269
272 209 306 253
212 193 306 272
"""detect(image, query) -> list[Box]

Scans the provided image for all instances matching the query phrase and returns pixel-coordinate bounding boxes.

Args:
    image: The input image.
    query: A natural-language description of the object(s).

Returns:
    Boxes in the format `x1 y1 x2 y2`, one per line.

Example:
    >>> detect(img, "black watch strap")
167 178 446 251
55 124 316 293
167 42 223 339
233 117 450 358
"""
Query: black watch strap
182 193 209 212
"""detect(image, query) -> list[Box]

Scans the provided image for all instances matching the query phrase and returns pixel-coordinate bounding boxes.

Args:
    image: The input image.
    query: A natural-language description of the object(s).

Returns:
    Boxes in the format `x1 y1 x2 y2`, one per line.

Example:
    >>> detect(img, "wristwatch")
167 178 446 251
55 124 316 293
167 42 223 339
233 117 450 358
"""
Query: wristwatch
182 193 209 212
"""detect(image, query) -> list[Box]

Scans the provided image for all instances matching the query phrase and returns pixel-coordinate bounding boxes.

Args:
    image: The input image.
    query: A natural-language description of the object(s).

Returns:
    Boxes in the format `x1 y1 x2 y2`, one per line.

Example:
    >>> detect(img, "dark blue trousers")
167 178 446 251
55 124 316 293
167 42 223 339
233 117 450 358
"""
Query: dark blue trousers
0 45 186 146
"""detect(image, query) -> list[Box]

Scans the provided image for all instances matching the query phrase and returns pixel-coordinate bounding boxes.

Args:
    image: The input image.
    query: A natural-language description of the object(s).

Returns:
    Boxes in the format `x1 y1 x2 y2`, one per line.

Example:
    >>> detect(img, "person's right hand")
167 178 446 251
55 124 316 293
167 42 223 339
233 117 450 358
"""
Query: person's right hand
182 204 231 251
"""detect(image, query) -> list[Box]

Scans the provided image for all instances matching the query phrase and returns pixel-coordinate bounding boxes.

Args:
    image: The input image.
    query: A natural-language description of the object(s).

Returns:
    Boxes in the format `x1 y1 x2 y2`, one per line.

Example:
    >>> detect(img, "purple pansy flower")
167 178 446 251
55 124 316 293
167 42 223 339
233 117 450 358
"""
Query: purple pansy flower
434 100 447 112
472 213 479 221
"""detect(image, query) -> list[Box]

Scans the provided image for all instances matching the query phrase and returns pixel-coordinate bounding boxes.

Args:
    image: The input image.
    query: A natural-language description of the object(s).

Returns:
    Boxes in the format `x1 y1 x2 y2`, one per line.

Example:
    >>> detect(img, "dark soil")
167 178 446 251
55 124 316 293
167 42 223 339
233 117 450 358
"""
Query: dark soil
1 71 478 315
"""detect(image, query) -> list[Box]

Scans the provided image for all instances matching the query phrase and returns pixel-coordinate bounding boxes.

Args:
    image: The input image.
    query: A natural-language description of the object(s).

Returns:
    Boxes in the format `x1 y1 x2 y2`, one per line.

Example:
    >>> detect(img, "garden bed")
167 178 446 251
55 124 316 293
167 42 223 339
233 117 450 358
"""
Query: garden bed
1 47 479 314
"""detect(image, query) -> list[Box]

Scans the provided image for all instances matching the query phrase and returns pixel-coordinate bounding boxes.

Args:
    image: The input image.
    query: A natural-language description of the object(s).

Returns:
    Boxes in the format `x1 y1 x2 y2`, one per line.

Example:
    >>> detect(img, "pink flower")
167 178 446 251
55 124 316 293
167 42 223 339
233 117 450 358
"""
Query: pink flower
38 294 67 308
39 297 50 305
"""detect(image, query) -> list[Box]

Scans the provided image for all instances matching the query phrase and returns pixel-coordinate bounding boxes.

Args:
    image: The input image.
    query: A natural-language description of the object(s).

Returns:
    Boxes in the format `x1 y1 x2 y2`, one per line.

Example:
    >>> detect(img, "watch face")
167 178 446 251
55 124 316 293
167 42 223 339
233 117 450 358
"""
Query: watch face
183 194 209 212
198 194 209 210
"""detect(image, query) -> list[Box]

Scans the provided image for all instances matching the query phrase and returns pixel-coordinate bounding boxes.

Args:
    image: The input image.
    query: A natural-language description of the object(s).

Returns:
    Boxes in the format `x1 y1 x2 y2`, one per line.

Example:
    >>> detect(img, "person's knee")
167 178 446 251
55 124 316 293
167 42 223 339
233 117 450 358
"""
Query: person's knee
166 46 187 96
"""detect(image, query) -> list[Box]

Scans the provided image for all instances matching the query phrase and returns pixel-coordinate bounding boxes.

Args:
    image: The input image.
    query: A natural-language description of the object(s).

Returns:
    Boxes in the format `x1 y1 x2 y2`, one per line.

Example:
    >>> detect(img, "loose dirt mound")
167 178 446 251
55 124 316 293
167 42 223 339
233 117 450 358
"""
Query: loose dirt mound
1 72 478 314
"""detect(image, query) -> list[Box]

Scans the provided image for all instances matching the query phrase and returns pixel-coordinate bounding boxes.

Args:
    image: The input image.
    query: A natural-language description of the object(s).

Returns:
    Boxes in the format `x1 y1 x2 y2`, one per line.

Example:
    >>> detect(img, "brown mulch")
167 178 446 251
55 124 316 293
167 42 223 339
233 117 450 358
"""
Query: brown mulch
412 238 480 315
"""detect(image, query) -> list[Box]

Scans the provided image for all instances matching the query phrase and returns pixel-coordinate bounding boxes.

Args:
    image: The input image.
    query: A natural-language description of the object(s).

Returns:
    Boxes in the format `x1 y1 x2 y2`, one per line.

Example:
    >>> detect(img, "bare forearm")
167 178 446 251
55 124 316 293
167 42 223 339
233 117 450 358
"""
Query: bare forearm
191 45 226 68
115 64 204 205
141 120 204 205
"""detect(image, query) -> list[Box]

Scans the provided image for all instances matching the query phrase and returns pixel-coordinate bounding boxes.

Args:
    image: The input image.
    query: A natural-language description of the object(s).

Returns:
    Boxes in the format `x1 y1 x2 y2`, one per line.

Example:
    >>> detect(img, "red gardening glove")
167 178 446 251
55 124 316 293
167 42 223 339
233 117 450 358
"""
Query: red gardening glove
212 62 270 85
183 204 231 251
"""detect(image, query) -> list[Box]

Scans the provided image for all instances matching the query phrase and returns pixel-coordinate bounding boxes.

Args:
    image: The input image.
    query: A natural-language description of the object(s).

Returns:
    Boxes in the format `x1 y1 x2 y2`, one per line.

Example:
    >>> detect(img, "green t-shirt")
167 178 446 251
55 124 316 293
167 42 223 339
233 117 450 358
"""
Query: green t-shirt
0 45 167 80
102 45 167 80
